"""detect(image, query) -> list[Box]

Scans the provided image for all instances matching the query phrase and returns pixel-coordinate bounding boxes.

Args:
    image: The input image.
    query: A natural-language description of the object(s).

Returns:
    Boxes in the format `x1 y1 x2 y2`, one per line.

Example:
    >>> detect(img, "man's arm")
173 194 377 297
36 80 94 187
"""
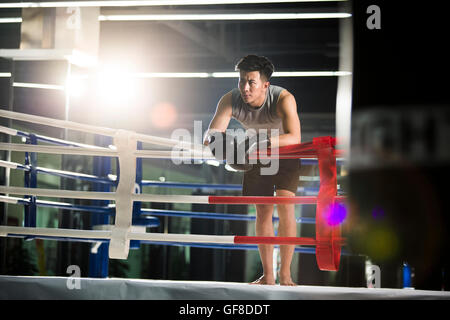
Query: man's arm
271 90 301 148
203 91 233 145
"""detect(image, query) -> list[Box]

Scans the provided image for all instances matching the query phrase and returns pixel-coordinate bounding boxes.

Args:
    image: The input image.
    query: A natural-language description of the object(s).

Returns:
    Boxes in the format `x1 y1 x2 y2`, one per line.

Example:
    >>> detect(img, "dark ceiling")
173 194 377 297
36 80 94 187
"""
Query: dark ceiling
98 2 344 71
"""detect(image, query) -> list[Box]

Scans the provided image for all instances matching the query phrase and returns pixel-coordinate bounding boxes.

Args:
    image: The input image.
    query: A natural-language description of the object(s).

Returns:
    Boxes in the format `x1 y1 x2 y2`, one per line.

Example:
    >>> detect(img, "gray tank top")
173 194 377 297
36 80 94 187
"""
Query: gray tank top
231 85 285 135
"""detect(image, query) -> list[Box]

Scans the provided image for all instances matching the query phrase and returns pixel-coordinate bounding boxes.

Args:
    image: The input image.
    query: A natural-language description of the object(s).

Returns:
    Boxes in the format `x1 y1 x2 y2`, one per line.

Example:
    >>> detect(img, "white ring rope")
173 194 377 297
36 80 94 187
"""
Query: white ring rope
0 226 236 244
136 149 215 160
0 143 215 159
0 186 211 203
0 194 111 209
0 186 116 200
0 125 18 136
0 109 206 152
0 109 116 136
0 142 117 156
0 159 116 185
0 124 109 150
0 226 111 240
0 195 21 204
0 159 19 170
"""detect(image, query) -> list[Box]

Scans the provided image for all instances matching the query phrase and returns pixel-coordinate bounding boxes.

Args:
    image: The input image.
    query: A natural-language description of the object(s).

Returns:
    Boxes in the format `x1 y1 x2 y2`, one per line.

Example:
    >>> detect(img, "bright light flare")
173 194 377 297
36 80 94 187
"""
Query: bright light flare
99 12 351 21
96 63 137 107
66 75 88 98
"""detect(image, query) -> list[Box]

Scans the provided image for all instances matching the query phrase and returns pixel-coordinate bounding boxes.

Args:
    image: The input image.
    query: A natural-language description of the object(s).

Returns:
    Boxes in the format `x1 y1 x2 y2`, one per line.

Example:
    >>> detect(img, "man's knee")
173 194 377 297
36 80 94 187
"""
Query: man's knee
256 204 273 212
275 189 295 216
276 188 295 197
277 203 295 214
256 204 273 221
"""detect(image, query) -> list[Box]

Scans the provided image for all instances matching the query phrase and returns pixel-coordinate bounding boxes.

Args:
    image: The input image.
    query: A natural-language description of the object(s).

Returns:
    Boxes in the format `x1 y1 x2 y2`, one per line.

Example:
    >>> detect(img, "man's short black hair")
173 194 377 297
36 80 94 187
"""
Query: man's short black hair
235 55 275 81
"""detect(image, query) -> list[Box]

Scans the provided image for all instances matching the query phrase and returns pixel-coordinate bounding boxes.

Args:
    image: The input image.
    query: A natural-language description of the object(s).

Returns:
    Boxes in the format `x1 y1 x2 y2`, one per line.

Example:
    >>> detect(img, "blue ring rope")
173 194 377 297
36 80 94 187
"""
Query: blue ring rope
5 234 318 255
12 198 315 224
142 208 315 224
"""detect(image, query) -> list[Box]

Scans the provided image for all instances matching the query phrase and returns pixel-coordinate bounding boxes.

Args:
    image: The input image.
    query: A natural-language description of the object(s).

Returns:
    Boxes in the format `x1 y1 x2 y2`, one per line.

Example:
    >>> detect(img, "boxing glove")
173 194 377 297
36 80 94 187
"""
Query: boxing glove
205 131 233 161
228 133 271 171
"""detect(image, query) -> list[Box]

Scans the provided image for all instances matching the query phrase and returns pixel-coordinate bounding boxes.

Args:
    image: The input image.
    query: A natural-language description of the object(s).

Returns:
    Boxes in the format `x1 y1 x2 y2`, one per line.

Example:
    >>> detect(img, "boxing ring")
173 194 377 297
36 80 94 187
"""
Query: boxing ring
1 109 450 300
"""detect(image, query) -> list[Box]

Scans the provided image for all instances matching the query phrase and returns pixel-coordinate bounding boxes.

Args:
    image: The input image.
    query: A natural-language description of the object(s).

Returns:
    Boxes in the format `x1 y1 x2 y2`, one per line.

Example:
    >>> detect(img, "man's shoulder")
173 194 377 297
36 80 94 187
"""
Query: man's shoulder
275 89 297 117
275 87 295 103
270 84 285 91
217 90 234 112
221 89 239 101
269 85 287 94
226 88 243 107
220 90 233 101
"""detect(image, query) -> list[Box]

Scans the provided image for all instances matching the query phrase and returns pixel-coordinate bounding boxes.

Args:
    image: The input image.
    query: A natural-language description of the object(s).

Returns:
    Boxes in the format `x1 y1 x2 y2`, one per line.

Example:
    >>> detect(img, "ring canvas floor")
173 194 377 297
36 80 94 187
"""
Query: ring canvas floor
1 275 450 300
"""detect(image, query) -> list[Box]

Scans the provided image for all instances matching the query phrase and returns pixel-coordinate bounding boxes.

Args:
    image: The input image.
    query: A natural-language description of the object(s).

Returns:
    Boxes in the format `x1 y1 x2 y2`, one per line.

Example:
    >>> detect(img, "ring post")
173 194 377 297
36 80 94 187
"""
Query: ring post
314 136 341 271
130 141 143 249
24 134 37 240
109 130 137 259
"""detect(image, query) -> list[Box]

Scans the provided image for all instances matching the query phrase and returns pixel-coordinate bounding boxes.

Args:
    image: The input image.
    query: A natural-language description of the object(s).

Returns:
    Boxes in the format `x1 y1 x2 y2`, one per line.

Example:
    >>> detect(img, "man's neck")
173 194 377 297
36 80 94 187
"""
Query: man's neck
248 90 268 108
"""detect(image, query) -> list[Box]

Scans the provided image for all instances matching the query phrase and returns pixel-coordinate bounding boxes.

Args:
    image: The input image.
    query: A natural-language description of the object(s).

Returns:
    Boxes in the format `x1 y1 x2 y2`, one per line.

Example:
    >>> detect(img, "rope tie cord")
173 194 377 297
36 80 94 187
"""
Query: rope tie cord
109 130 137 259
314 136 341 271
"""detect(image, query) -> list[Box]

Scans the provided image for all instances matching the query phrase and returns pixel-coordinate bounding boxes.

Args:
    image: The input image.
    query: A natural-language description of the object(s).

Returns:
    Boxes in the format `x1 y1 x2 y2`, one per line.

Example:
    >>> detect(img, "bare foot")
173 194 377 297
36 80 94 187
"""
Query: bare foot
250 275 276 285
279 275 297 286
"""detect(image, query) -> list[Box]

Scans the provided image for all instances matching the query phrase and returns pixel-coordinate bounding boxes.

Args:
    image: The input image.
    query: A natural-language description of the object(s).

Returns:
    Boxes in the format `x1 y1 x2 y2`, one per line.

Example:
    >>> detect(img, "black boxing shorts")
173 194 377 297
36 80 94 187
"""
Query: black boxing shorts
242 159 301 196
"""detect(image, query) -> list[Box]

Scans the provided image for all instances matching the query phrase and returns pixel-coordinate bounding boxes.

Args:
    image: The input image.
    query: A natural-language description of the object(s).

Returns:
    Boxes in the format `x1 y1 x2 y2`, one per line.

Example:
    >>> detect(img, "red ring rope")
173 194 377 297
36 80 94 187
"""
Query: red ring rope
233 236 346 246
209 196 346 204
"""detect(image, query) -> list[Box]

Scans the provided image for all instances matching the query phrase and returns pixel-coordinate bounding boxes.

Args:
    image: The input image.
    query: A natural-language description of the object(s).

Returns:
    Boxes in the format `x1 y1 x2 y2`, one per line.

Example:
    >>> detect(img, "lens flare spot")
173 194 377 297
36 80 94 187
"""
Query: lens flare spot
366 227 399 261
150 102 178 129
325 202 347 226
372 206 386 220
